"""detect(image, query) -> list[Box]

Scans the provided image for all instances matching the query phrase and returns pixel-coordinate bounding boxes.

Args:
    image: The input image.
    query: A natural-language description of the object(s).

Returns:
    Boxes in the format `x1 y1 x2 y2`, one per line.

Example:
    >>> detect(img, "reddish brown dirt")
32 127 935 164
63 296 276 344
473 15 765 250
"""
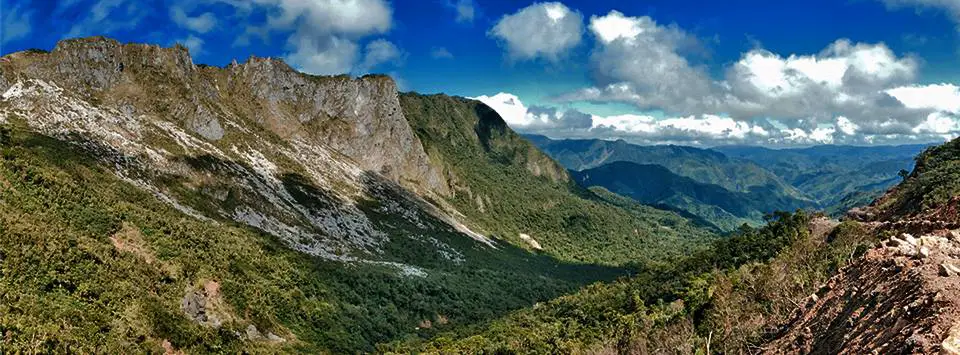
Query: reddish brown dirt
761 229 960 354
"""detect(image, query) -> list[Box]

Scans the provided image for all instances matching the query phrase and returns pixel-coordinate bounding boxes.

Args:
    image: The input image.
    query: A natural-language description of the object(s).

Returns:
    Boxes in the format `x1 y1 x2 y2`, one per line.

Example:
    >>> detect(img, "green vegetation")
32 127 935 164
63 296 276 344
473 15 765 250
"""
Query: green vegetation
386 212 878 353
876 137 960 218
401 94 718 265
526 135 817 228
0 126 665 353
717 144 927 213
573 161 812 230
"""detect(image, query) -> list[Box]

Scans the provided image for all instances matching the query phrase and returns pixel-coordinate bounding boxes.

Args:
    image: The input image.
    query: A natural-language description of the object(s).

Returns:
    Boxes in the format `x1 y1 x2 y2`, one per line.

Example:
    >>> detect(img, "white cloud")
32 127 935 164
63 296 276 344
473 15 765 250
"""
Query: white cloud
723 39 919 126
479 91 960 146
489 2 583 61
559 11 715 114
356 39 405 73
887 83 960 113
448 0 476 23
881 0 960 25
1 3 31 46
913 111 960 134
170 6 217 33
227 0 394 75
471 92 592 132
472 93 535 126
556 8 945 144
431 47 454 59
285 35 359 75
837 116 860 135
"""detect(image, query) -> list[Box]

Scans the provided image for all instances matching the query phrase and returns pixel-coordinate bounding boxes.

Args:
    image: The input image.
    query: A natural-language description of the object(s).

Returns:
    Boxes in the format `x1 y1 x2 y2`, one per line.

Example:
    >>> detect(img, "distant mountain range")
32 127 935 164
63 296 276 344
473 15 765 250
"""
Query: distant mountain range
715 144 929 212
526 134 930 229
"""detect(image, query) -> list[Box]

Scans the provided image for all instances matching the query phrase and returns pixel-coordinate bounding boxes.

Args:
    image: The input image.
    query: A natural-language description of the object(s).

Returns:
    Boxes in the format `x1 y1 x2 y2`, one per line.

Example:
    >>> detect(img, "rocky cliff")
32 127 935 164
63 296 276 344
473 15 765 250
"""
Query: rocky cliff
1 37 445 194
0 37 478 263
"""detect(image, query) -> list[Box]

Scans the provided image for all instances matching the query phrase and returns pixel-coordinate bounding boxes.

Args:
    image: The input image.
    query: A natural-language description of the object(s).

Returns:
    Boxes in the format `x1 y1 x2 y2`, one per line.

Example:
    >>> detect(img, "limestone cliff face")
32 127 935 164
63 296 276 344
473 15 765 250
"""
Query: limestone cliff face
0 36 466 262
0 37 446 195
225 58 446 194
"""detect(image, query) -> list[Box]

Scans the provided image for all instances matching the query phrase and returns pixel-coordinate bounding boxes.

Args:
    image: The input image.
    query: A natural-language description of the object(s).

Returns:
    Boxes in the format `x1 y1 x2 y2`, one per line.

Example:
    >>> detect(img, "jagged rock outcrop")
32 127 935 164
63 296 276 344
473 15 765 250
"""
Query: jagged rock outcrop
0 36 446 195
0 37 469 263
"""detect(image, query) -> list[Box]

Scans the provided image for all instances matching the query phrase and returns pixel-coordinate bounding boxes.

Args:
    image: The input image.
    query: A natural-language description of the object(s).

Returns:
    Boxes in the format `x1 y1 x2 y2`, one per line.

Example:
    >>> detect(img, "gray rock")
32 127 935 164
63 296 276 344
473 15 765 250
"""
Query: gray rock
266 332 285 342
181 291 207 322
245 324 262 340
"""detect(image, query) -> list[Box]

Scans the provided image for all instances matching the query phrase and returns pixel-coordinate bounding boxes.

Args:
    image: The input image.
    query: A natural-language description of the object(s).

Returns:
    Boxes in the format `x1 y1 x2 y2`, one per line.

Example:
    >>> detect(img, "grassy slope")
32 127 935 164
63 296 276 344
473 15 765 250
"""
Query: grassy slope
400 94 718 266
874 137 960 220
387 212 878 353
0 126 654 353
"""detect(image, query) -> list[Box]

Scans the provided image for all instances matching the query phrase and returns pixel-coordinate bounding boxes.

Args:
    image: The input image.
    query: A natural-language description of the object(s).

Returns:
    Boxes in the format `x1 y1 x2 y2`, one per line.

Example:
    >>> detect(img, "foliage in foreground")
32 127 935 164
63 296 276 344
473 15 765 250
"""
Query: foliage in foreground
0 127 650 353
386 212 878 353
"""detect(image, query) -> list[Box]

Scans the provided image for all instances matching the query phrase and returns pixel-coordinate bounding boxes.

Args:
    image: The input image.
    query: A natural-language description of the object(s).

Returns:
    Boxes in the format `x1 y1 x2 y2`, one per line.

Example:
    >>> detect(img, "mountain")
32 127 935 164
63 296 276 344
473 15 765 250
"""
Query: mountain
525 134 806 197
526 135 817 228
0 37 716 353
572 161 816 230
395 137 960 354
716 144 929 211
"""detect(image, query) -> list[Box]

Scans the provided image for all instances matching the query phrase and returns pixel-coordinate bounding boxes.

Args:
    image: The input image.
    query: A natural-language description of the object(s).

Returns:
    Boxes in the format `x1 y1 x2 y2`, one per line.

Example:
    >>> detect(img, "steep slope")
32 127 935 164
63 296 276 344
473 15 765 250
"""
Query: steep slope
401 95 716 264
0 37 718 352
572 161 814 230
761 139 960 353
0 127 631 353
717 144 928 210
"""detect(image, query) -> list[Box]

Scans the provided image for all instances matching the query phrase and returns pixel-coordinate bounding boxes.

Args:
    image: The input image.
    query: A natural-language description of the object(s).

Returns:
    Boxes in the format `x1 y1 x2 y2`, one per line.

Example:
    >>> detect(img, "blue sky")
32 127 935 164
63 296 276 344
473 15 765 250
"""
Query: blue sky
2 0 960 146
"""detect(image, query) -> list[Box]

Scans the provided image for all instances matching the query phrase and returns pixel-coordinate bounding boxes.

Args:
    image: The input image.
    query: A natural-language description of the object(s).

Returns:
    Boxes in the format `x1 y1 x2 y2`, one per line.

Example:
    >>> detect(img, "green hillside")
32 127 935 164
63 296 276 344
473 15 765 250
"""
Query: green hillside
716 144 927 211
402 95 717 265
572 161 810 230
386 211 878 353
525 134 808 199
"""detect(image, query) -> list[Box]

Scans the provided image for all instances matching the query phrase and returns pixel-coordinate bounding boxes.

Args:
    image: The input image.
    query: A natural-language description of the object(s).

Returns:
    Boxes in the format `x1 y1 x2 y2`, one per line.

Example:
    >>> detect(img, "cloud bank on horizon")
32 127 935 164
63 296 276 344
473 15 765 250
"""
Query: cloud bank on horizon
2 0 960 147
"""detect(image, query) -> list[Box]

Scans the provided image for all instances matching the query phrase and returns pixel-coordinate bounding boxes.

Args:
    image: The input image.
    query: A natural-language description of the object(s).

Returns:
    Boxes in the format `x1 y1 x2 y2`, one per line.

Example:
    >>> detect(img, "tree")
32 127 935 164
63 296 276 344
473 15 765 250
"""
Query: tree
898 169 910 181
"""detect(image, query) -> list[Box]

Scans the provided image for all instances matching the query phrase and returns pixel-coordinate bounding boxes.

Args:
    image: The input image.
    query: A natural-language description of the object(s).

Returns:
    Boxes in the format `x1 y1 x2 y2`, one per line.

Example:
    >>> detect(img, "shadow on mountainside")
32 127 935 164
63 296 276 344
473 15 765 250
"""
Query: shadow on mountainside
0 127 633 352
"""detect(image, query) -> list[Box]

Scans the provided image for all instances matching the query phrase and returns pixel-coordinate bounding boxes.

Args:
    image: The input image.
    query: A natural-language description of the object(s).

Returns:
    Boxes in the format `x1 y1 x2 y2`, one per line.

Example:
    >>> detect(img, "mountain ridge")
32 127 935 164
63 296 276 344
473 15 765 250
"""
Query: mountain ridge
0 37 718 352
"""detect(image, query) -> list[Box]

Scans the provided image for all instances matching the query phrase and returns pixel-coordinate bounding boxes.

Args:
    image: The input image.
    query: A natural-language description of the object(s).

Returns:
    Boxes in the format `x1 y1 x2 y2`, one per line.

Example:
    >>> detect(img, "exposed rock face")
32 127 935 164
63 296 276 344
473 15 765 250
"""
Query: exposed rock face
0 36 445 194
0 37 471 265
226 58 446 194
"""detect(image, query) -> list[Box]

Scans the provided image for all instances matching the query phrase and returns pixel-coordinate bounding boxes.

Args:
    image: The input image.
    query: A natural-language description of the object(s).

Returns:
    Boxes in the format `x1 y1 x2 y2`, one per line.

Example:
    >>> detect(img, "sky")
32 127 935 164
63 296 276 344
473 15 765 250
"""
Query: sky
2 0 960 147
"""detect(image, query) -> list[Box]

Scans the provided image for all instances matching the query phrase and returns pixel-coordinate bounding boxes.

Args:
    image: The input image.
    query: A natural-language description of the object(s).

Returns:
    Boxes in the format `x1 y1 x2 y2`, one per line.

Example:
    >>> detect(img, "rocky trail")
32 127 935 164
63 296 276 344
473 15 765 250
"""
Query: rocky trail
762 222 960 354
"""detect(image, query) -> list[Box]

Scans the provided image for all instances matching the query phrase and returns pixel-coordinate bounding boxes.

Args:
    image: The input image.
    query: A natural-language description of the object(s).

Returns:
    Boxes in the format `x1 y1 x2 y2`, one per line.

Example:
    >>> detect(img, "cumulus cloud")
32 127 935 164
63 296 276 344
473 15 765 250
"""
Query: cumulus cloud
549 6 957 145
565 11 716 113
431 47 454 59
489 2 583 61
471 93 593 134
170 6 217 33
356 39 406 73
476 91 959 146
1 2 32 46
887 83 960 113
227 0 394 75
